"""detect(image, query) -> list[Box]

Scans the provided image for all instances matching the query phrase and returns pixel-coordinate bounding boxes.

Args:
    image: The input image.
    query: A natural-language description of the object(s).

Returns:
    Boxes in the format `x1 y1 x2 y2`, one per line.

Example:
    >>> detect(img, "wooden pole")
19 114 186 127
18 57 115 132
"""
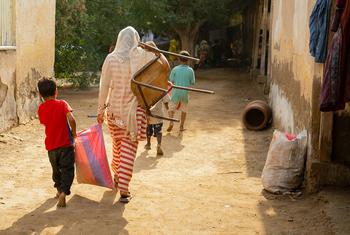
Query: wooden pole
319 112 333 162
252 0 263 71
264 0 273 94
260 0 269 75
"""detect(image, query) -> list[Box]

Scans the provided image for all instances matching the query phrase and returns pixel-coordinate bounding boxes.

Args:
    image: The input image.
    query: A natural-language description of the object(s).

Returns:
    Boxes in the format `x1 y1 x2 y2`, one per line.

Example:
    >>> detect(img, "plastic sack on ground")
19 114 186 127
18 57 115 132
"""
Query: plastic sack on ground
261 130 307 194
75 124 114 189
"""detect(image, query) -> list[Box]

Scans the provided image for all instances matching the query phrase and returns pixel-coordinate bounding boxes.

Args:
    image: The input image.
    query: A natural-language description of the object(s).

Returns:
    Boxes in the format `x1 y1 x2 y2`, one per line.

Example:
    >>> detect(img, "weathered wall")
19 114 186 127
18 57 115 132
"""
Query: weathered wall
270 0 321 134
270 0 325 187
0 50 17 131
269 0 350 190
15 0 55 123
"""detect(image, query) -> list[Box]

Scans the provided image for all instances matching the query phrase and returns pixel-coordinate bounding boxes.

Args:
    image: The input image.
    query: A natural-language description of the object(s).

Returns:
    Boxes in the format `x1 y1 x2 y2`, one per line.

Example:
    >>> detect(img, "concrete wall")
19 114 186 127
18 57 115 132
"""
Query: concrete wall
269 0 350 190
270 0 322 134
0 0 55 132
0 50 17 131
15 0 56 123
269 0 323 189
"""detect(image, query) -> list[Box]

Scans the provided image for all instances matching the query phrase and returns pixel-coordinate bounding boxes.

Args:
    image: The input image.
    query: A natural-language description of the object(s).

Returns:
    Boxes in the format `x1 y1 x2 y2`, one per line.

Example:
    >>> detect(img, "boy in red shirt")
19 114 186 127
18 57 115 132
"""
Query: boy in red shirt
37 77 76 207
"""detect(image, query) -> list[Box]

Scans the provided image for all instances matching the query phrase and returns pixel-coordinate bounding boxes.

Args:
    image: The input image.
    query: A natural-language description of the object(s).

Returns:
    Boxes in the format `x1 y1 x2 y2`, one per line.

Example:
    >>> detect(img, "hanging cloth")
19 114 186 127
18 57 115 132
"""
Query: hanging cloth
320 0 350 111
309 0 332 63
340 0 350 103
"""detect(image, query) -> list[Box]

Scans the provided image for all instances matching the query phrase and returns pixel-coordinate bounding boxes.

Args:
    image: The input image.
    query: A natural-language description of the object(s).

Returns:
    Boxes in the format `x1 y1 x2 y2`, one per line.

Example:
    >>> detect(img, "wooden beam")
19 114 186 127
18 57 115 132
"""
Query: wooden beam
264 0 273 94
319 112 333 162
252 0 263 71
266 0 272 78
259 0 269 75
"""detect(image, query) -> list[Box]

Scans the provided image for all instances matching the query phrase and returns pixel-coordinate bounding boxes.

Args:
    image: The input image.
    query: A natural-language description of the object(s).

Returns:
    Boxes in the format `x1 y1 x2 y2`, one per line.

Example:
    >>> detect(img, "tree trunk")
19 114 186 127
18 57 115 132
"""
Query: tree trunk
175 28 196 57
179 32 196 56
175 21 205 58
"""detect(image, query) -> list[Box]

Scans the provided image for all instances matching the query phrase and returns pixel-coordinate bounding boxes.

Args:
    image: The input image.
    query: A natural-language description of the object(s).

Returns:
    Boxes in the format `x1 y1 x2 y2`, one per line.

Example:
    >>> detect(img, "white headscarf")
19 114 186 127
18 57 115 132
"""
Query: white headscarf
107 26 157 141
111 26 140 62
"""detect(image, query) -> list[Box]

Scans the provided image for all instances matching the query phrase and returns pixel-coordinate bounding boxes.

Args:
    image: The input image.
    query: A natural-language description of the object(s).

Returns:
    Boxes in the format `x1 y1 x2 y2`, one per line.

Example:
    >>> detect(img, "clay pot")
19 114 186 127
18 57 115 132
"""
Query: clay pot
242 100 272 130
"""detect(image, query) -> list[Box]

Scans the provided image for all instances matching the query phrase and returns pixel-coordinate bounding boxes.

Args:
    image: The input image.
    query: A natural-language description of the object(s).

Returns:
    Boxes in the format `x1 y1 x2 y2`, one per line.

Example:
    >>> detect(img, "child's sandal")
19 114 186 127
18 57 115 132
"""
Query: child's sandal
119 192 132 203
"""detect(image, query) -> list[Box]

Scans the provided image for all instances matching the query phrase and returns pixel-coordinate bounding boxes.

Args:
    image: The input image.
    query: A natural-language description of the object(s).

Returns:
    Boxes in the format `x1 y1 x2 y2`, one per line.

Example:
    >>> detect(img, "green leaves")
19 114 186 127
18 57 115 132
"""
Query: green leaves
122 0 235 30
55 0 121 88
55 0 250 87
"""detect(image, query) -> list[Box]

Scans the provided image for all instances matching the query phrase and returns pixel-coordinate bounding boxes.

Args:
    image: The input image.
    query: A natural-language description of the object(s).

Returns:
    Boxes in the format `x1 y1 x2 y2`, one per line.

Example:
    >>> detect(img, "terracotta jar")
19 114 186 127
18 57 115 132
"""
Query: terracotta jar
242 100 272 130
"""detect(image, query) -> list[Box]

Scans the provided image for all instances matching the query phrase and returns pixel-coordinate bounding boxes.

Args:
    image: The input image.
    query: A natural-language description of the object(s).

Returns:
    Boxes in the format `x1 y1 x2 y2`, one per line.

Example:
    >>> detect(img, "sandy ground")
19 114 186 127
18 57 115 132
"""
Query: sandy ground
0 68 350 235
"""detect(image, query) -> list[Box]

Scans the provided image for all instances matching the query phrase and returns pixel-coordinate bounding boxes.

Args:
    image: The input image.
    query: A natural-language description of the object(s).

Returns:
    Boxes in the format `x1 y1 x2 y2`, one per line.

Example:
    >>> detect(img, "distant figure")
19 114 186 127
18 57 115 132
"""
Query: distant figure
168 38 177 67
142 29 154 42
144 95 170 155
37 77 77 208
167 50 196 132
194 43 200 58
198 40 210 68
194 43 200 69
231 39 243 57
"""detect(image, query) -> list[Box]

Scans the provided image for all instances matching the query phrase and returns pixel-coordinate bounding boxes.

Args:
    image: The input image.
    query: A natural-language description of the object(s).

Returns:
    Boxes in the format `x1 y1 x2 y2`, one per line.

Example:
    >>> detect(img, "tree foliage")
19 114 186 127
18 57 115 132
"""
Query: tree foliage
85 0 124 62
55 0 92 88
119 0 239 53
55 0 251 87
55 0 124 88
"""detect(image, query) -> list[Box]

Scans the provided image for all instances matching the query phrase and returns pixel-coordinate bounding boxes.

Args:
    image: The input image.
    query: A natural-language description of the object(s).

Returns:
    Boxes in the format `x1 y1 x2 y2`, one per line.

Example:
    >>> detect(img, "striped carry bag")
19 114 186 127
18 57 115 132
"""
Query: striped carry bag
74 124 114 189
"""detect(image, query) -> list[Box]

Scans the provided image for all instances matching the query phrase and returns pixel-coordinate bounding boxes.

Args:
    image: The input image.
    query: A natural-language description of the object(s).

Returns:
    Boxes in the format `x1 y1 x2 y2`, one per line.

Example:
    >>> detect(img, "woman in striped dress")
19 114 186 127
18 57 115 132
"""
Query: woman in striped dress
97 26 155 203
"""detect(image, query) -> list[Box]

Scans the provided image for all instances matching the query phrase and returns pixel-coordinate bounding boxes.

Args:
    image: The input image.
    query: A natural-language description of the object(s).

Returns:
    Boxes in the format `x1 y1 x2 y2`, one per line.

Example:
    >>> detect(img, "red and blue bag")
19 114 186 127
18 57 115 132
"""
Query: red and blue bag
75 124 114 189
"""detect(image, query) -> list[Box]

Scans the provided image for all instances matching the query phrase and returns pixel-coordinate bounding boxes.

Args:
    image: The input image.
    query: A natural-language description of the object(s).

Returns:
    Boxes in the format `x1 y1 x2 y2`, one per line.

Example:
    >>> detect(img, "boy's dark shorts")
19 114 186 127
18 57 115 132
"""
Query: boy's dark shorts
147 123 163 137
48 146 75 195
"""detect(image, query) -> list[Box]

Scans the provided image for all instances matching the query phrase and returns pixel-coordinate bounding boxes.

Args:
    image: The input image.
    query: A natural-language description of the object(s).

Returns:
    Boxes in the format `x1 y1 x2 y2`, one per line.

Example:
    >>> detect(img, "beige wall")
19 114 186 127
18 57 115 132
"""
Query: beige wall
15 0 56 123
269 0 326 190
0 50 17 131
0 0 55 132
269 0 350 190
269 0 323 134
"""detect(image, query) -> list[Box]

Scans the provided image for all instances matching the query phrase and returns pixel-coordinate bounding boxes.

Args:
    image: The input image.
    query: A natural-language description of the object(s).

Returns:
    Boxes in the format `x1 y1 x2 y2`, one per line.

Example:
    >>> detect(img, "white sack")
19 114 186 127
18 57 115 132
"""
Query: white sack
261 130 307 193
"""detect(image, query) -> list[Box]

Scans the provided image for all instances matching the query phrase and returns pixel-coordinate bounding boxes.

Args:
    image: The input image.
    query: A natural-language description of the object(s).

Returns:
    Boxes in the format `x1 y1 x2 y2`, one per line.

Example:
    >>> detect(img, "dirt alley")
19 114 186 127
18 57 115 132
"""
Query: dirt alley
0 68 350 234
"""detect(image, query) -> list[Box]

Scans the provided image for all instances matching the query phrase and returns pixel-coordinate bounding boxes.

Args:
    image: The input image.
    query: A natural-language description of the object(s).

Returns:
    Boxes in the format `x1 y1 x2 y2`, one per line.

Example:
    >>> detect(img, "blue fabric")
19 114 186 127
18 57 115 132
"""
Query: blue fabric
309 0 332 63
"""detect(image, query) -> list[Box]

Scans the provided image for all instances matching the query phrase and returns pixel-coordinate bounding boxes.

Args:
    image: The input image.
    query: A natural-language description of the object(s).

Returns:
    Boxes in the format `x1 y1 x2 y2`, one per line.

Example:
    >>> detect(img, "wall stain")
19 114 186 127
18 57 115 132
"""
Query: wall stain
271 60 312 133
311 75 322 158
17 68 41 105
0 77 9 108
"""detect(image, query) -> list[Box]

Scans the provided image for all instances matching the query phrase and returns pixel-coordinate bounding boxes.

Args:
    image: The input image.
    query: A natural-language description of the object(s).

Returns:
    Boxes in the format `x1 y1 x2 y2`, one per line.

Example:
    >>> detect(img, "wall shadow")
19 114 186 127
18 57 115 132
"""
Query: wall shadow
242 128 272 177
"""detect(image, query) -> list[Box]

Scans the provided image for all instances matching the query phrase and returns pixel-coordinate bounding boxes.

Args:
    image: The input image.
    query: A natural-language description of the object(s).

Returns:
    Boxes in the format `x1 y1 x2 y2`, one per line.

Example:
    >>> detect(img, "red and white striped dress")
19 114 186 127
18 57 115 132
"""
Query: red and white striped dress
107 108 146 192
98 51 151 193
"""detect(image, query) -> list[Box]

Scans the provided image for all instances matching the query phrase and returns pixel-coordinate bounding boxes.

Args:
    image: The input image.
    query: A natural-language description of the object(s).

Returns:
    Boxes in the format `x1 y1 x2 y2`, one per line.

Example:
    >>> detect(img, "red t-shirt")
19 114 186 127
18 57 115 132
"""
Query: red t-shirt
38 99 73 151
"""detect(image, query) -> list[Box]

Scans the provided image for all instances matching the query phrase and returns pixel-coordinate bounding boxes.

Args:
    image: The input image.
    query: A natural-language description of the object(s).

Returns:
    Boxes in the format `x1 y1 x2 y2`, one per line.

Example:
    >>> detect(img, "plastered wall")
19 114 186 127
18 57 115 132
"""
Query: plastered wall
15 0 55 123
0 0 55 132
0 50 17 131
269 0 323 134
